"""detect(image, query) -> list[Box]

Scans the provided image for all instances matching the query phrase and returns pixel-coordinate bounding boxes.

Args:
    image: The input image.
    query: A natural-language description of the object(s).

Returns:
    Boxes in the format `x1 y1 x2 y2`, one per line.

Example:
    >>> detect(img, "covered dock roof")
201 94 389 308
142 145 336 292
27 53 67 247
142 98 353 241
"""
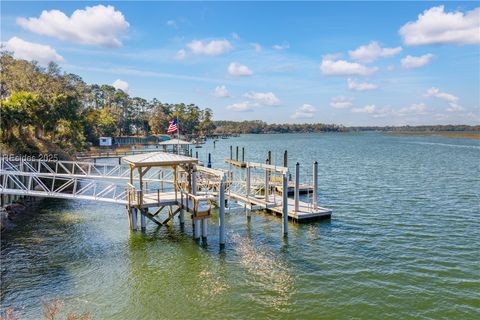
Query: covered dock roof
158 138 191 145
122 151 198 167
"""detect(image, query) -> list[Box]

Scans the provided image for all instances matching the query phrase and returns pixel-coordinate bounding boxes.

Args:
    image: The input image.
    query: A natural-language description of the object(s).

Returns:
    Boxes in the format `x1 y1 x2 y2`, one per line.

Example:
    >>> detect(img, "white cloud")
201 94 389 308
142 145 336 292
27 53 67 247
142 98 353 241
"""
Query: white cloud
272 42 290 50
322 53 343 60
401 54 434 69
425 87 464 112
213 85 230 98
166 20 177 28
398 103 428 115
228 62 253 76
226 101 254 112
17 5 129 48
244 91 280 106
330 96 354 109
320 59 378 76
399 6 480 45
231 32 240 40
352 105 377 114
347 78 378 91
291 104 316 119
348 41 402 63
112 79 129 92
186 39 232 56
446 103 464 112
425 87 458 103
3 37 64 64
250 43 262 53
175 49 186 60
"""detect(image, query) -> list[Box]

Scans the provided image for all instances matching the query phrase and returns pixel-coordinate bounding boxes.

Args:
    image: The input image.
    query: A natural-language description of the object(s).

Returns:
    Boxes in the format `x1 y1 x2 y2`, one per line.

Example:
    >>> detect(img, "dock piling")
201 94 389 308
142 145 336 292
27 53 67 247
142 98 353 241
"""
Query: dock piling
179 192 185 226
141 209 147 232
201 219 208 242
132 208 138 231
264 159 269 202
313 161 318 209
219 176 226 247
295 162 300 213
242 147 245 162
236 146 239 161
246 167 251 196
230 146 233 160
283 150 288 167
208 153 212 168
282 173 288 236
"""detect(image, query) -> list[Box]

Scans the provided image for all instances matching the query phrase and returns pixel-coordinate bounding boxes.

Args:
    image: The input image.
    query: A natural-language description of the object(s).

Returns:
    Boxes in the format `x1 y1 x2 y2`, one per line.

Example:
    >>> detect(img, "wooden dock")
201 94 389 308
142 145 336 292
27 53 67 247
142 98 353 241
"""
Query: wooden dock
228 193 331 222
225 159 247 168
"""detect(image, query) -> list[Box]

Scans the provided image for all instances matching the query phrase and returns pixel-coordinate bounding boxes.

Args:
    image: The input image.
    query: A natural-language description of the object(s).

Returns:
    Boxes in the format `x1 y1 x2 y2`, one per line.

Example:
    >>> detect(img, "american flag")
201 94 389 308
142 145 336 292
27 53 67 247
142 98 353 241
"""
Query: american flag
167 118 178 134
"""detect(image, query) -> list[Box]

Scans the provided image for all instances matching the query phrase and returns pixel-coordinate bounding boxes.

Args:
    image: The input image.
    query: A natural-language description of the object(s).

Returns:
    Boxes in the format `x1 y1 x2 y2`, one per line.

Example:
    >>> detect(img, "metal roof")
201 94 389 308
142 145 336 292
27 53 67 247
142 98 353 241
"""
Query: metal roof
122 151 198 167
158 138 191 145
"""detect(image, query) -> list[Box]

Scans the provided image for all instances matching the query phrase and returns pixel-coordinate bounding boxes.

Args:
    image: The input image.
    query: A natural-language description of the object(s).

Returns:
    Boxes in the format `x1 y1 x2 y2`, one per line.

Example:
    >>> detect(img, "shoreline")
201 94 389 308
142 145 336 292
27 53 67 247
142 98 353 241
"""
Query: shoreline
387 131 480 140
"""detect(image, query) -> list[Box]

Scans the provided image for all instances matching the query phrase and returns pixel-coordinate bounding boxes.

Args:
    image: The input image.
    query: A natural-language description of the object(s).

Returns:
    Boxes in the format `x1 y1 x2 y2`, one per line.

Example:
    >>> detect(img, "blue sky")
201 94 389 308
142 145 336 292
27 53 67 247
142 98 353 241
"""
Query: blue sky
2 1 479 125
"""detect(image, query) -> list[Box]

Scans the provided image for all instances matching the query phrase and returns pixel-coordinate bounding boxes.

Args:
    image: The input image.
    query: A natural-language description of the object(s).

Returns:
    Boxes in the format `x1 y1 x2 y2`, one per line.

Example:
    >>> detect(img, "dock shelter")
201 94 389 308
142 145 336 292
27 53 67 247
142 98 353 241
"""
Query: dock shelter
122 151 227 243
158 138 192 155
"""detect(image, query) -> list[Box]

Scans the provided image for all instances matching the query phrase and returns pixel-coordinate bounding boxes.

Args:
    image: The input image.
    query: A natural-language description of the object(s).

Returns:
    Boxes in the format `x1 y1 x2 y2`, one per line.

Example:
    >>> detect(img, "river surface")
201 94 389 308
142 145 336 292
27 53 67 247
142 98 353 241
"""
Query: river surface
1 133 480 319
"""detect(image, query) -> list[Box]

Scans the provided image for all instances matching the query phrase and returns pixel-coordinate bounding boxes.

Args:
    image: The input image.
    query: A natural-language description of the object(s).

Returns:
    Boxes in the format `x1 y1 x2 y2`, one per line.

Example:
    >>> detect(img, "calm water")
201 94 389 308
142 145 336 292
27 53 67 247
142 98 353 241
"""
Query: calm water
2 133 480 319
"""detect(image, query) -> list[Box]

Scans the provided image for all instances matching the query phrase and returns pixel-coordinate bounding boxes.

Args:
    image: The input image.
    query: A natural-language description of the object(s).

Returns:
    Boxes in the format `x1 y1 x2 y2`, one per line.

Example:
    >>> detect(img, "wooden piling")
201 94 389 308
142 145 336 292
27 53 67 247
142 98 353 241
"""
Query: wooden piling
236 146 239 161
282 173 288 236
141 208 147 231
201 219 208 241
219 176 226 247
246 167 251 196
132 208 138 231
295 162 300 213
264 158 269 202
313 161 318 209
283 150 288 167
179 192 185 225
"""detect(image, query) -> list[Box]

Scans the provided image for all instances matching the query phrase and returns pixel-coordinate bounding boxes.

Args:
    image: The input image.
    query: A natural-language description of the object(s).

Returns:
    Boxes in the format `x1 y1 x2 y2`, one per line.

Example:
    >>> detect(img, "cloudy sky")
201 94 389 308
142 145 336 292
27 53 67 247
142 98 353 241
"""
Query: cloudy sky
2 2 479 125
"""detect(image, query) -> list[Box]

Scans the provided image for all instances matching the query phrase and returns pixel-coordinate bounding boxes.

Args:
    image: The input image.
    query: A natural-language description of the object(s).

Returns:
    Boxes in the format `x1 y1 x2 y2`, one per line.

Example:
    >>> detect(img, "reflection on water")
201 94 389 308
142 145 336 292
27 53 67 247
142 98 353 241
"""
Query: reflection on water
231 233 295 312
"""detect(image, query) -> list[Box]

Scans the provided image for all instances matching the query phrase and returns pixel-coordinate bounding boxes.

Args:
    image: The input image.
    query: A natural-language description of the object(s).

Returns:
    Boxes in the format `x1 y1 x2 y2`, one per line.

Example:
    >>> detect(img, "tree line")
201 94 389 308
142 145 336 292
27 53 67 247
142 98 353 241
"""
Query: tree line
213 120 347 134
0 52 215 153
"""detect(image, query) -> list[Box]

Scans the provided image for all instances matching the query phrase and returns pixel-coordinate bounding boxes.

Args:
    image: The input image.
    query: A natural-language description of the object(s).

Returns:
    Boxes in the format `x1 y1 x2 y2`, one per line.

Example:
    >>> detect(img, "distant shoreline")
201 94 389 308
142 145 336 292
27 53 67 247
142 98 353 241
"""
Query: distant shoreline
387 131 480 140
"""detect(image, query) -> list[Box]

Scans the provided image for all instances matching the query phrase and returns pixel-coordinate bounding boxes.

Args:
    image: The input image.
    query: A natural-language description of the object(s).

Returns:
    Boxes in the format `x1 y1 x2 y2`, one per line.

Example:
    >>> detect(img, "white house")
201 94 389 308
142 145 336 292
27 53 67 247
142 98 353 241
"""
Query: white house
99 137 112 147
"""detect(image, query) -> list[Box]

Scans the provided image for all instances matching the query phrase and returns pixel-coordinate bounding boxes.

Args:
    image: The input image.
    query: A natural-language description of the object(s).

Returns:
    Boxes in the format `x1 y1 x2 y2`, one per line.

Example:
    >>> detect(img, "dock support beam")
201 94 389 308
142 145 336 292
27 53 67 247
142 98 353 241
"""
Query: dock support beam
201 219 208 241
192 165 201 241
179 192 185 226
219 176 226 248
132 208 138 231
295 162 300 213
282 173 288 236
313 161 318 209
140 208 147 232
236 146 239 161
265 159 269 202
242 147 245 162
194 219 201 240
246 167 251 197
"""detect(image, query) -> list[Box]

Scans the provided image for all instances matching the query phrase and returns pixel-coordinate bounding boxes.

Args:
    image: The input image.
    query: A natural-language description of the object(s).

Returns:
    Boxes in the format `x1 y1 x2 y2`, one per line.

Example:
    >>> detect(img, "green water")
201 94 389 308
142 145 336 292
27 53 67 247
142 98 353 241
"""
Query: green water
1 133 480 319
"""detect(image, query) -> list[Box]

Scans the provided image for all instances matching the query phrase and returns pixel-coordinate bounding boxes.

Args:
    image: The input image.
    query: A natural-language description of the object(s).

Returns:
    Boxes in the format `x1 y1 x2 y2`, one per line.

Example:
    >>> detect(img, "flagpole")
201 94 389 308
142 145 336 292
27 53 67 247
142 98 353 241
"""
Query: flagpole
177 117 180 155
